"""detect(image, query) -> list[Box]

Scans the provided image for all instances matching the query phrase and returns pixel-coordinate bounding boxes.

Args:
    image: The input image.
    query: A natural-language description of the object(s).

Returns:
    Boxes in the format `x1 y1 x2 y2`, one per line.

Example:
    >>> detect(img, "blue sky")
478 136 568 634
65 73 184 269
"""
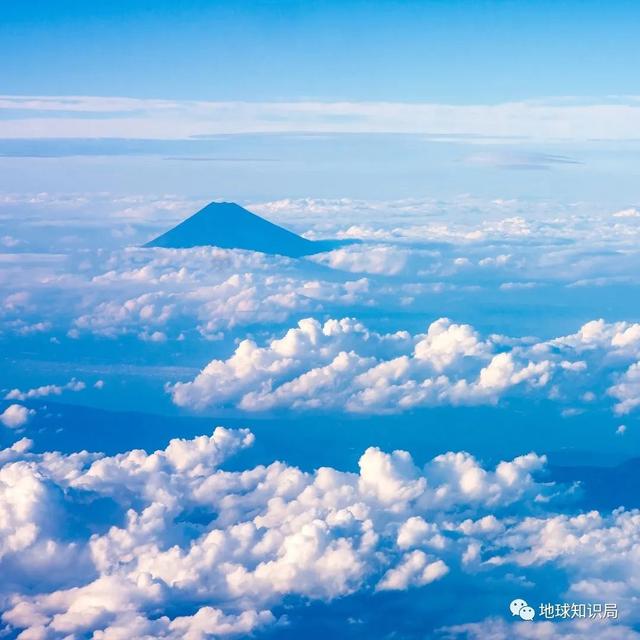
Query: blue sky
2 1 640 203
2 0 640 102
2 0 640 203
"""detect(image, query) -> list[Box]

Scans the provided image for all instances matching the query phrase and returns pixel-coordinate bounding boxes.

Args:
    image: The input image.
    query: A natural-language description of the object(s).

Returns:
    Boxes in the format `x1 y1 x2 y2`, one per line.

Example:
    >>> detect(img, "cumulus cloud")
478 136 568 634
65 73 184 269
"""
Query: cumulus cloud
469 509 640 630
608 362 640 415
376 551 449 590
550 319 640 355
308 245 411 275
612 208 640 219
5 378 86 401
0 427 555 639
1 426 637 637
170 317 411 411
439 618 640 639
0 245 384 341
169 316 640 414
0 404 34 428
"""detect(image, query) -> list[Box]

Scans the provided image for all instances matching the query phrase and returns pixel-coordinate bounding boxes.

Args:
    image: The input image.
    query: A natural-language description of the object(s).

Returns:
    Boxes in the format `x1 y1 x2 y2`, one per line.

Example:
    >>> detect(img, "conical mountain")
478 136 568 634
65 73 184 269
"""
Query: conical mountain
146 202 318 257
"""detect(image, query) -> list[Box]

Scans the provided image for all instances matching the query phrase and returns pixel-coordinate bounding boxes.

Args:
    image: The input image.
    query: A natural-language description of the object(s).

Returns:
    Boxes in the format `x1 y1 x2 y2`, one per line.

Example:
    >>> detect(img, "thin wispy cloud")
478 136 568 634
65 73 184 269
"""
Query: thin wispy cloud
2 96 640 141
462 151 582 170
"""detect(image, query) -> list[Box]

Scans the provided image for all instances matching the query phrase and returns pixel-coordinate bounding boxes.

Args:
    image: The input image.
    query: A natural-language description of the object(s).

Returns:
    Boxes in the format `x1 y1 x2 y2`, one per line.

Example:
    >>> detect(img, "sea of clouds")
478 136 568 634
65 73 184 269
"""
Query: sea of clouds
1 193 640 637
2 426 640 639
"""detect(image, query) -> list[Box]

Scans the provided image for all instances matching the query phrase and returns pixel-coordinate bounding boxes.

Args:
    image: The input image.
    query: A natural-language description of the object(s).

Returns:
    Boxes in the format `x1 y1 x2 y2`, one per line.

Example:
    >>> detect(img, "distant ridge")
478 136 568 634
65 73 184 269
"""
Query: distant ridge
146 202 340 257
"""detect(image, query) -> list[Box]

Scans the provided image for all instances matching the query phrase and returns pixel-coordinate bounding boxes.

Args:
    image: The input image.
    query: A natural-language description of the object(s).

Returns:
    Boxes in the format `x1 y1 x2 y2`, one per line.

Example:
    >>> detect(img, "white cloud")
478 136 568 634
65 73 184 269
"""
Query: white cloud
612 208 640 219
376 550 449 590
397 516 443 550
0 245 378 341
0 457 54 559
2 423 640 637
0 427 554 639
463 150 581 171
169 316 610 414
1 235 22 248
3 95 640 141
170 317 411 411
608 362 640 415
440 618 640 639
4 193 640 348
413 318 489 372
5 378 86 401
139 329 168 343
479 254 512 267
550 319 640 355
0 404 34 428
477 509 640 628
308 245 410 275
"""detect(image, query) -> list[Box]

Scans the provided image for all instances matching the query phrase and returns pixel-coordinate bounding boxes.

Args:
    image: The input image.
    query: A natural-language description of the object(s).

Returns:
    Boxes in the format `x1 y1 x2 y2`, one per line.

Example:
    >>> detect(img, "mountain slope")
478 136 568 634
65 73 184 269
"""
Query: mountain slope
146 202 319 257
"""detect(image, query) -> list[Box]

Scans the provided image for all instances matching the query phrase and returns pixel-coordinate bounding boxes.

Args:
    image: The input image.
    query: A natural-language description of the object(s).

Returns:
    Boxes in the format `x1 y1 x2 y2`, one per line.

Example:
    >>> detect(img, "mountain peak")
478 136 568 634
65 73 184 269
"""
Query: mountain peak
146 201 317 257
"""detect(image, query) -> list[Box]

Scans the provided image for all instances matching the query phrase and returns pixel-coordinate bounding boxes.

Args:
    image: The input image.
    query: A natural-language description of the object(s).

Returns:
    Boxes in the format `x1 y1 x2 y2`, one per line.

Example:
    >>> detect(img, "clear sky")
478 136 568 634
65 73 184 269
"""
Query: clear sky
2 0 640 102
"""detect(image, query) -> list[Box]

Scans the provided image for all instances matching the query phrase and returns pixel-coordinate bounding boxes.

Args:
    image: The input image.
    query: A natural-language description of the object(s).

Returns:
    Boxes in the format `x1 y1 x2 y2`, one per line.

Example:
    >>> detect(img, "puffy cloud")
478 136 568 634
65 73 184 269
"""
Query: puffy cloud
608 362 640 415
358 446 426 507
170 317 412 411
0 459 52 557
0 404 34 428
139 329 168 342
5 378 86 401
440 618 640 639
169 317 610 414
497 509 640 588
0 438 33 464
91 608 275 640
479 254 512 267
376 550 449 591
550 319 640 356
308 245 411 275
2 424 640 637
0 427 553 639
257 196 628 244
413 318 489 372
0 245 385 342
452 509 640 632
434 505 640 634
612 208 640 219
73 291 175 339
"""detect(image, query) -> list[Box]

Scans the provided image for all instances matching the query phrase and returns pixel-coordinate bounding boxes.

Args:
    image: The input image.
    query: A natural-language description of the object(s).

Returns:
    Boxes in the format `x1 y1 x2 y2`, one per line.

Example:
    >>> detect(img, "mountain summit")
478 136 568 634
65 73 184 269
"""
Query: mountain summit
146 202 322 257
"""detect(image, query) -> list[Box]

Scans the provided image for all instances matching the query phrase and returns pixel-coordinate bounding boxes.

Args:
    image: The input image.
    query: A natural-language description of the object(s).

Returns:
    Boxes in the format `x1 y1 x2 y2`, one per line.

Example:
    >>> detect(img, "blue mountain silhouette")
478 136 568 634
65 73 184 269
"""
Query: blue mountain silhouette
146 202 341 257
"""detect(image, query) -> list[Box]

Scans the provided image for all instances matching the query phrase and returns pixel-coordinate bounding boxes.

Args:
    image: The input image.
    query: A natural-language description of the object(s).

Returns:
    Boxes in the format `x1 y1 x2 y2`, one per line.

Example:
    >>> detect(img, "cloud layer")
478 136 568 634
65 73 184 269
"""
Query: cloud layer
170 316 640 416
0 426 544 638
0 425 637 638
3 95 640 141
